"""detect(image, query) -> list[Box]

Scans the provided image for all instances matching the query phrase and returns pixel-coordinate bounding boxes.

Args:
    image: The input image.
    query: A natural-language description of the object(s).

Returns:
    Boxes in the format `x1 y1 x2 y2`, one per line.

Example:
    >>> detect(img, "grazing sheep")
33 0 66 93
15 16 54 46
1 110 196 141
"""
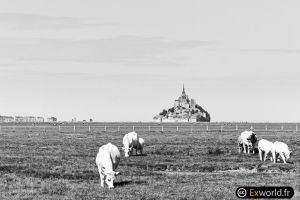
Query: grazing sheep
238 130 257 154
136 137 144 155
96 143 120 189
271 141 292 163
122 131 139 157
258 139 273 161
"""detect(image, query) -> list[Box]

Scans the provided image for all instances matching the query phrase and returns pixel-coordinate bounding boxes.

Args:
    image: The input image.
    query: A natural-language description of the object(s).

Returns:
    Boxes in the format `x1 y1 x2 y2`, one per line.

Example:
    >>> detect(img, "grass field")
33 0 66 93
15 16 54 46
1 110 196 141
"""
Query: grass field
0 124 299 200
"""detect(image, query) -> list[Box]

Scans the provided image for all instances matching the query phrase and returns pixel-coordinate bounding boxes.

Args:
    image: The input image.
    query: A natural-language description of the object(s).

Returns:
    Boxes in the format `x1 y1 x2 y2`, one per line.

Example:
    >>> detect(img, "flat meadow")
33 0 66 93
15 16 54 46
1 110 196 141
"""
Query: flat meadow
0 123 299 200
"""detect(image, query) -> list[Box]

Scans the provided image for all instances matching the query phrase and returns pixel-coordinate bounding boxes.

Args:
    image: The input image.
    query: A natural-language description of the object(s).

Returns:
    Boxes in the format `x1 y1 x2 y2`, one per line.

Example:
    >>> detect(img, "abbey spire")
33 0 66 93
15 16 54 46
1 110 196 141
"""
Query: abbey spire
182 84 186 96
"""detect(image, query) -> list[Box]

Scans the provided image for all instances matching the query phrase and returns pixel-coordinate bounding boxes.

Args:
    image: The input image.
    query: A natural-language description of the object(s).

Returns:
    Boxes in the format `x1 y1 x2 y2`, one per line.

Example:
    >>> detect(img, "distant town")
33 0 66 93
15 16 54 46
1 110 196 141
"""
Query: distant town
0 116 57 123
0 116 94 123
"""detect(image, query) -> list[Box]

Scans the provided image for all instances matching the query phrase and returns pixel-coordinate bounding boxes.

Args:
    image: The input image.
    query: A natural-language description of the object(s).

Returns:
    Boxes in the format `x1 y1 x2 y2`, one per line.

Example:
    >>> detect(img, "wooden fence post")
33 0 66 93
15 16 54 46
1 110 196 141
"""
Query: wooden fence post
296 125 297 132
221 125 223 132
236 125 238 131
59 126 61 133
177 126 179 132
148 126 151 132
281 125 283 131
89 126 91 133
73 126 76 133
161 126 164 132
44 126 46 132
265 125 267 131
133 126 135 131
118 126 120 132
206 125 208 131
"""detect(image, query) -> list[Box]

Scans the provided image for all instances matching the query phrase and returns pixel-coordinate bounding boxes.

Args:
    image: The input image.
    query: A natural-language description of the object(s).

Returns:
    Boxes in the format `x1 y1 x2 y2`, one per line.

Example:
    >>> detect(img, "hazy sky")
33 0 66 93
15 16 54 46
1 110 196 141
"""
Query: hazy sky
1 0 300 122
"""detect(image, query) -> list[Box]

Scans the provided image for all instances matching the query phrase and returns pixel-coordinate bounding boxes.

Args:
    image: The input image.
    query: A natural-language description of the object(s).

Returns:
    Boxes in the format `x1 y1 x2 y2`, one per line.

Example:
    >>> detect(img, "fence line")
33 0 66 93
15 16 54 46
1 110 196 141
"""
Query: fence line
0 124 298 133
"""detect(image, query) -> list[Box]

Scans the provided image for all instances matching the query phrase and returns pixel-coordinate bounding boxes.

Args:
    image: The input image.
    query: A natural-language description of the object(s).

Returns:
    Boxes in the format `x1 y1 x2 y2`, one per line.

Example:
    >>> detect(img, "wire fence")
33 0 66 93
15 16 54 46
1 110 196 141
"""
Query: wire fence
0 123 298 133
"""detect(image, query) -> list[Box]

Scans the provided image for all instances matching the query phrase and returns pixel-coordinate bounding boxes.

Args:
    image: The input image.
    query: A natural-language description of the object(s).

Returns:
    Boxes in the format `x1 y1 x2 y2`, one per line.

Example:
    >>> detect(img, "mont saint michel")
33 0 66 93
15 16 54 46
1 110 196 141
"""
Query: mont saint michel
153 86 211 122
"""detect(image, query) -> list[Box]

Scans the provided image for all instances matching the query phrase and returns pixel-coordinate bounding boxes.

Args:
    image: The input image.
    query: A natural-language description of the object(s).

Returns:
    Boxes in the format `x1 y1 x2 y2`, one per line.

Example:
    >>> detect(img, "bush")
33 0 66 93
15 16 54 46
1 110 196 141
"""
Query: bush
207 147 224 155
159 109 168 116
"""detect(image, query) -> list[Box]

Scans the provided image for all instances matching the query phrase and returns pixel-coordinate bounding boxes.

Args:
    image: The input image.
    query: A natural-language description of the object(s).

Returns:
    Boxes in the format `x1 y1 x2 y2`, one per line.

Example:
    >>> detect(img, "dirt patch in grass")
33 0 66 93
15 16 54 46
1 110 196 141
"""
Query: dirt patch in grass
207 146 225 155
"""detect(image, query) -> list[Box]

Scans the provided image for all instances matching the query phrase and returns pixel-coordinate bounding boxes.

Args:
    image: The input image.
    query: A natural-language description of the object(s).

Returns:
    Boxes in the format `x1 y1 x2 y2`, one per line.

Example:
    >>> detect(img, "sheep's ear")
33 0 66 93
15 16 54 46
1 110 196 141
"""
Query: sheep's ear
114 171 120 176
290 151 293 156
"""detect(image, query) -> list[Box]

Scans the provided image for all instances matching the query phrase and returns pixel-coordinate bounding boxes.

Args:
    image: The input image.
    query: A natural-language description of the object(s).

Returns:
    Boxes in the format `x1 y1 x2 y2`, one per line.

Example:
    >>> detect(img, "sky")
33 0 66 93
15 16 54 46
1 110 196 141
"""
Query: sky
0 0 300 122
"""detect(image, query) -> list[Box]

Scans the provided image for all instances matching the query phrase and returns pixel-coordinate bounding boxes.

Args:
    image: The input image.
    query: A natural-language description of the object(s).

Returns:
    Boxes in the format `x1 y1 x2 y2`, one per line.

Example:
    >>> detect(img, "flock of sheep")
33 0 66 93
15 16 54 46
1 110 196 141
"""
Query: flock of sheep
237 129 292 163
96 130 293 189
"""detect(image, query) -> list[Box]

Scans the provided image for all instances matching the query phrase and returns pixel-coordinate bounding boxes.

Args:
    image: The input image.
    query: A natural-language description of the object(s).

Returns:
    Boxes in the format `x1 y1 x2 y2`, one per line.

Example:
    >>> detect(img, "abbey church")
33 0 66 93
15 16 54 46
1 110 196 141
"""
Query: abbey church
153 85 210 122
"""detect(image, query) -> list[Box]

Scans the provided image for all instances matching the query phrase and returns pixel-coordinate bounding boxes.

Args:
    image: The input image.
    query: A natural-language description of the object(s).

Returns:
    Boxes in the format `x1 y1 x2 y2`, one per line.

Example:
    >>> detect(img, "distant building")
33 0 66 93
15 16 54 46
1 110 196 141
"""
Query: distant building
15 116 26 123
72 118 77 122
0 116 14 123
28 116 35 122
47 117 57 122
15 116 45 123
190 98 196 110
176 85 190 108
36 117 45 122
189 115 197 122
174 100 180 108
154 85 210 122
